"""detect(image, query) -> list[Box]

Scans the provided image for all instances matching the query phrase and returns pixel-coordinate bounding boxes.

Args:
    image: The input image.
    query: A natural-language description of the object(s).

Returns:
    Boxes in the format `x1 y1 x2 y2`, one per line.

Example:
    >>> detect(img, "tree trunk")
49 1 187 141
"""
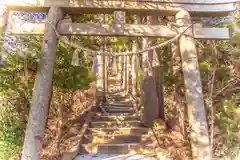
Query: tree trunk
21 7 63 160
142 16 159 127
176 9 211 160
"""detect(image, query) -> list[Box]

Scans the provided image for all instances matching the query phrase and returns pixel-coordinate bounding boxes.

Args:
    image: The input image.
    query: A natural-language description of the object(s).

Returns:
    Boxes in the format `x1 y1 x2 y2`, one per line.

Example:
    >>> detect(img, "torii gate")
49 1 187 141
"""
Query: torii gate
0 1 239 160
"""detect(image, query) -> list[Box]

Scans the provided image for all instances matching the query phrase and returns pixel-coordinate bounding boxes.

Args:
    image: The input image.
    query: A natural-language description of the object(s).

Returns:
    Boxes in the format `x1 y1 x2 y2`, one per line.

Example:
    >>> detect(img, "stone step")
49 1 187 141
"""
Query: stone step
107 97 130 102
103 105 134 109
95 112 137 116
83 134 152 144
90 121 142 128
87 127 149 135
104 103 133 107
103 108 134 113
93 115 141 121
107 94 128 98
74 154 156 160
80 143 155 154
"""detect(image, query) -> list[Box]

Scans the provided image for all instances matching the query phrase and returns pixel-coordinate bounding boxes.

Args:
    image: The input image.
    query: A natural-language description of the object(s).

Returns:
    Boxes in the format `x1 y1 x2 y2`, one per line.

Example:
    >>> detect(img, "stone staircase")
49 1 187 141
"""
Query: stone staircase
74 78 158 160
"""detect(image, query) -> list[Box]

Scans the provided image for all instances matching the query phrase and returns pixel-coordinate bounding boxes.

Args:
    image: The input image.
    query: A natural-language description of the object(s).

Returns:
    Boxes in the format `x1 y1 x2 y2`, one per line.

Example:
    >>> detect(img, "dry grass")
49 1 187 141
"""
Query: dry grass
41 83 96 160
153 127 192 160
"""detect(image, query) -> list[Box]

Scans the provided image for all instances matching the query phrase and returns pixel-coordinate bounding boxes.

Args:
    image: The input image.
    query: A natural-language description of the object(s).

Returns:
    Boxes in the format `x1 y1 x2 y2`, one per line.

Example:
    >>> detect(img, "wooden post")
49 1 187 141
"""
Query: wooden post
114 11 125 84
97 14 107 102
123 53 126 89
21 7 63 160
118 54 123 83
123 48 131 92
96 54 103 91
104 55 108 92
123 52 126 89
96 49 105 102
142 16 159 127
131 16 141 96
102 54 106 96
127 50 131 94
104 14 108 94
113 45 118 75
113 54 118 75
176 9 211 160
123 48 126 89
132 40 138 96
124 51 130 92
123 49 128 90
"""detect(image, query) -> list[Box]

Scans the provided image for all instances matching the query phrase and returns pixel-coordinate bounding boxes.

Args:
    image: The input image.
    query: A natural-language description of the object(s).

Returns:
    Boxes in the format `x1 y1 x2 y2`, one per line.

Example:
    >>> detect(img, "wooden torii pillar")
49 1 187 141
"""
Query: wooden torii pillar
113 47 118 75
131 42 138 96
123 49 130 92
123 51 127 90
114 11 125 85
96 14 108 103
118 52 124 84
21 7 63 160
103 14 108 95
96 49 105 102
176 9 211 160
131 16 139 96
